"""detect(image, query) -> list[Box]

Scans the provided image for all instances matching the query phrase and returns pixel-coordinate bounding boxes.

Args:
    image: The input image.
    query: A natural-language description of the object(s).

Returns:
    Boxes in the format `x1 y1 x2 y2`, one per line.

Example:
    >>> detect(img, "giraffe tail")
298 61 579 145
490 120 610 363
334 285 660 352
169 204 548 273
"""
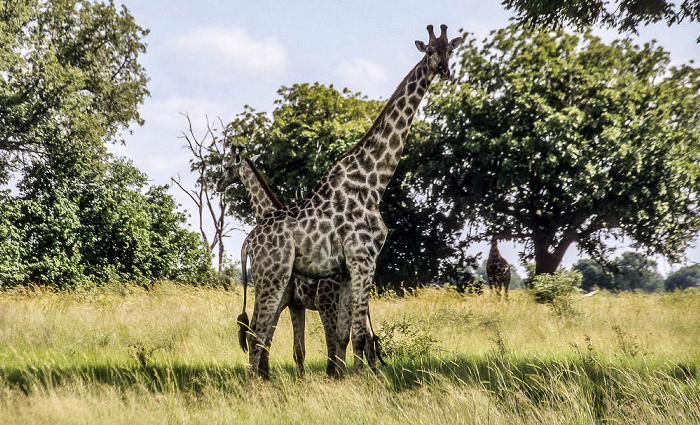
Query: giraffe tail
237 242 250 352
367 311 387 366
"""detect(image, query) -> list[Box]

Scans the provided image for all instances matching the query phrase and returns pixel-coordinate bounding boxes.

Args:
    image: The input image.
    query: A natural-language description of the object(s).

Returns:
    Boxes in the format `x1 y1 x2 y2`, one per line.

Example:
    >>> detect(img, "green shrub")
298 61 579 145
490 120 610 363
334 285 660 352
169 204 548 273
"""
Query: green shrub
530 269 582 316
376 319 441 359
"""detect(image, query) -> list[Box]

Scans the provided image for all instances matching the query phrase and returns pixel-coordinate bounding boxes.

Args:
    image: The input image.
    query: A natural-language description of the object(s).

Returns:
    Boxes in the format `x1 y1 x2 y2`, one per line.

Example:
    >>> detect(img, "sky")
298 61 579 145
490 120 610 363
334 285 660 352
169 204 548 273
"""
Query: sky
110 0 700 275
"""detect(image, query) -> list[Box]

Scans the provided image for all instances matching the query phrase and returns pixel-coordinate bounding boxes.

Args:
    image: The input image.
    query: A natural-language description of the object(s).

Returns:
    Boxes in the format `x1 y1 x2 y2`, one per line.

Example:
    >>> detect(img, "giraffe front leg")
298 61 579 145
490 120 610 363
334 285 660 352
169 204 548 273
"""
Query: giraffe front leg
289 304 306 378
348 261 376 375
247 276 290 380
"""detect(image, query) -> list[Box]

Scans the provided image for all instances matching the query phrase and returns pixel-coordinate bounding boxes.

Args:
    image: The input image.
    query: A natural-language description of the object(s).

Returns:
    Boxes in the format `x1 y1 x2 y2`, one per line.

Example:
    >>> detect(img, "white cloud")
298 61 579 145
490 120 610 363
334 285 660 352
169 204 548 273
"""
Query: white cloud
334 58 390 98
113 96 229 183
171 26 287 81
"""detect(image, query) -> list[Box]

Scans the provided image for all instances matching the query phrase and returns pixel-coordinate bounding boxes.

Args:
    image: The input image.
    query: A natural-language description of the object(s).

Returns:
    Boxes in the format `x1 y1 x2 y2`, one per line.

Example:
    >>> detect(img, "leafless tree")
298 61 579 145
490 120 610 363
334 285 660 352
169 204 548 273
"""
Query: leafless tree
171 113 241 271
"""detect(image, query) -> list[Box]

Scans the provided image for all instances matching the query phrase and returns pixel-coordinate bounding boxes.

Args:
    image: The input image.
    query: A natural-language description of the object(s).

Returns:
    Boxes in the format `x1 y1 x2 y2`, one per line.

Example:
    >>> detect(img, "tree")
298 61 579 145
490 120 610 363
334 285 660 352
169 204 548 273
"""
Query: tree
503 0 700 40
573 252 663 292
665 264 700 291
612 251 663 291
6 157 210 288
0 0 149 181
422 25 700 275
211 83 476 289
572 258 612 291
172 114 240 271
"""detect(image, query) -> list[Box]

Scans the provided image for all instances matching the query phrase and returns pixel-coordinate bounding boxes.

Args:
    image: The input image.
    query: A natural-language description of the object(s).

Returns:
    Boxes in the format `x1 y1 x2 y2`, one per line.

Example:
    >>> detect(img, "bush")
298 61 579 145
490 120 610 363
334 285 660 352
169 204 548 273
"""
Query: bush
376 319 441 359
530 269 582 316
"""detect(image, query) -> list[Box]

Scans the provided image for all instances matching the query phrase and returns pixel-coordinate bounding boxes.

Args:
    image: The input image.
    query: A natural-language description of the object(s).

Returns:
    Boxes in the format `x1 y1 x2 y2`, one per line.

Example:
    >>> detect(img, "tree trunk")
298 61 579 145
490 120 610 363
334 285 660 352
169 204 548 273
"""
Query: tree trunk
533 235 573 275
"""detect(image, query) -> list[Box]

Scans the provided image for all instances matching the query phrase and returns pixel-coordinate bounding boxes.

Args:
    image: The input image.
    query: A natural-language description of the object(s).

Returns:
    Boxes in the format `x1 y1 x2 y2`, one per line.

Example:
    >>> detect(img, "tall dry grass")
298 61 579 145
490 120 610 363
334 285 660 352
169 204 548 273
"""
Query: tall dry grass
1 283 698 424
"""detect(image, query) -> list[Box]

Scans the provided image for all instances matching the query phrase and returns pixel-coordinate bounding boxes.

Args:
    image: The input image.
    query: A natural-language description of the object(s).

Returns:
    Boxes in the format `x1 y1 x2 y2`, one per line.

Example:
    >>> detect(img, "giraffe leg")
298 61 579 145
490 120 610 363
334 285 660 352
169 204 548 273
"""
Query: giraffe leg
348 260 376 374
336 274 352 376
317 277 340 378
289 304 306 378
247 274 292 380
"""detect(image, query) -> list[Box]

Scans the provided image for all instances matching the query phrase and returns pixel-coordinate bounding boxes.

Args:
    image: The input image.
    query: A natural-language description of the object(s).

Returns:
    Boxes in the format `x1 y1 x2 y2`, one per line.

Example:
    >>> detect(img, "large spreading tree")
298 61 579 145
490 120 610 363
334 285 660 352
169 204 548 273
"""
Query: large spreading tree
420 25 700 274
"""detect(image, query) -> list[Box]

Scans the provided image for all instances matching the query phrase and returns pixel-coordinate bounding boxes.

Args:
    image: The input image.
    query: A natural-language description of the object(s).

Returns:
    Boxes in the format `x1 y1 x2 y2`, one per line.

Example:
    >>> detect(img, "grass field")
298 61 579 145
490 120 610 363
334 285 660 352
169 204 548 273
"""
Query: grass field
0 283 699 424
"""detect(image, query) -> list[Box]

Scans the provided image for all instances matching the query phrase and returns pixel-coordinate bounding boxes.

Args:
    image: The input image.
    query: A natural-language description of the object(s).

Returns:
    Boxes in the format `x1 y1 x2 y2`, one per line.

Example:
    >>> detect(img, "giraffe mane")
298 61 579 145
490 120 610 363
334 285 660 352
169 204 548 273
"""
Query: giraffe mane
244 157 284 209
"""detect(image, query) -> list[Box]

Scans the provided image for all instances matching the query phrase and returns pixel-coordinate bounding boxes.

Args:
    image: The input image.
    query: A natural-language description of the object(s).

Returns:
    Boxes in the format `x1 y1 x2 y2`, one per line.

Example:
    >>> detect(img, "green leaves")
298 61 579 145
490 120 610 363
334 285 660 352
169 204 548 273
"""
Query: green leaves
0 0 149 181
0 159 210 289
423 25 700 273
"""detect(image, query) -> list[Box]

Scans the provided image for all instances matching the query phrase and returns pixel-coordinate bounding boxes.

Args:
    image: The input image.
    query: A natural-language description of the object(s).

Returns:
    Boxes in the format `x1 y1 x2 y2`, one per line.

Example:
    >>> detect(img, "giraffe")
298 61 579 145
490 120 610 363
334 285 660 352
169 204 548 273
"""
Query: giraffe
241 25 461 378
486 237 511 299
216 147 382 378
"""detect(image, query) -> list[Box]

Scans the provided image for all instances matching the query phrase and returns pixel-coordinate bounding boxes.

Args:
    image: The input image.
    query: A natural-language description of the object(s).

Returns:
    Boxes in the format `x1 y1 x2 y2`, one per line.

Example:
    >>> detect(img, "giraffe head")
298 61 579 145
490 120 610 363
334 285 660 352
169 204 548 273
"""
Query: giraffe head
215 146 259 192
415 24 462 80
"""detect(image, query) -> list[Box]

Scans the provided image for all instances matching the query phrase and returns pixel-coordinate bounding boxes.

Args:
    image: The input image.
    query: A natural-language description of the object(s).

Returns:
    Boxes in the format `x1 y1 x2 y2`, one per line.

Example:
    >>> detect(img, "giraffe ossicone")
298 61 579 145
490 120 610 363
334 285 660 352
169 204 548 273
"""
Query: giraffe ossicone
238 24 461 379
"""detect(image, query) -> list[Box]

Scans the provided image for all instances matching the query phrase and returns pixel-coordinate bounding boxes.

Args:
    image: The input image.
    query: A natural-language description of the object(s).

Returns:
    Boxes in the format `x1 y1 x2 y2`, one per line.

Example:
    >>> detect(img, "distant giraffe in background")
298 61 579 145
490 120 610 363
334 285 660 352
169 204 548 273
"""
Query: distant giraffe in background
239 25 462 378
487 237 511 299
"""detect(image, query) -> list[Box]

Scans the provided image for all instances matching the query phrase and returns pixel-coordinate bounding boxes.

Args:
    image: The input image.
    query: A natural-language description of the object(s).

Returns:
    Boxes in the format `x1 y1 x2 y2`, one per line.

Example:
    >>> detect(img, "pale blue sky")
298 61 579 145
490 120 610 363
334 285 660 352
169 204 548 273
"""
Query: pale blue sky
111 0 700 274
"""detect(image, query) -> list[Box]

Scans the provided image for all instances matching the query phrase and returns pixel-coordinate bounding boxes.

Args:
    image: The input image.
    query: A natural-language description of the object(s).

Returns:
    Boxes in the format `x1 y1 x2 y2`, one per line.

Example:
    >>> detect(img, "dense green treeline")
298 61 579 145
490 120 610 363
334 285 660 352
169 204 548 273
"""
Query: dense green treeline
0 1 212 289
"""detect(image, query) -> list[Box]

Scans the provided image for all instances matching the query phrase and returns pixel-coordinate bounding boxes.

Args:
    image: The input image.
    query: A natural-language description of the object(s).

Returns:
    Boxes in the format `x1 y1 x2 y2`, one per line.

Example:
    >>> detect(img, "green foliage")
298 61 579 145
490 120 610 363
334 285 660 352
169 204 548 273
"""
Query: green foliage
573 258 613 292
665 264 700 291
422 25 700 275
212 83 476 289
0 1 210 289
503 0 700 39
0 159 211 289
0 192 27 285
574 251 663 292
0 0 149 181
612 252 663 292
376 319 441 359
530 269 582 316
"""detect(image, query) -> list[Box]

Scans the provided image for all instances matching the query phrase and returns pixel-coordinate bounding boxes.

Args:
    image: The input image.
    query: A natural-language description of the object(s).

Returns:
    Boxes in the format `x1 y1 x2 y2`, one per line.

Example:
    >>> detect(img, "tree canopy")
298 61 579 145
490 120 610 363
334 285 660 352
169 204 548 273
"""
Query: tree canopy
0 1 212 289
664 264 700 291
421 25 700 275
0 0 149 181
503 0 700 40
573 252 664 292
1 158 211 288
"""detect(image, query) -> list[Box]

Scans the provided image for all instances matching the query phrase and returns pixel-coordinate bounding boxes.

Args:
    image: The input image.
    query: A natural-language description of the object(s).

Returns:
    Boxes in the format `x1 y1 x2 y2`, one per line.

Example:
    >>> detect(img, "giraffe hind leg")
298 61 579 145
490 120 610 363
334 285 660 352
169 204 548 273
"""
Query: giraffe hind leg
289 304 306 378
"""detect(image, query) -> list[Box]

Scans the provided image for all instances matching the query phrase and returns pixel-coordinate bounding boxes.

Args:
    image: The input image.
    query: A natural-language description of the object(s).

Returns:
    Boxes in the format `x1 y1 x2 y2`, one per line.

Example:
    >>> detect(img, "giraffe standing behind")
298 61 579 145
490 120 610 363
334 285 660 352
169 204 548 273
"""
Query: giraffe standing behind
239 25 461 379
487 237 511 300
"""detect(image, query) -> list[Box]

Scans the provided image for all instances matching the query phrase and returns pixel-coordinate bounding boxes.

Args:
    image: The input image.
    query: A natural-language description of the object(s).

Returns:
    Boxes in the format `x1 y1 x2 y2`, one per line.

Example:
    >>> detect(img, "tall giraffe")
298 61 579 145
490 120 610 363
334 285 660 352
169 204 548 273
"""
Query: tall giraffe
241 25 461 378
216 147 378 378
486 237 511 299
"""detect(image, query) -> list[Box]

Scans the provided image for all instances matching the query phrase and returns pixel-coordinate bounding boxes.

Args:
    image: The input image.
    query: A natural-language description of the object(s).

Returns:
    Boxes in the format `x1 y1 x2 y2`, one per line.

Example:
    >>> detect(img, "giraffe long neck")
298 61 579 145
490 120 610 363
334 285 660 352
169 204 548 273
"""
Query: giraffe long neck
239 158 284 223
312 56 433 205
489 240 507 265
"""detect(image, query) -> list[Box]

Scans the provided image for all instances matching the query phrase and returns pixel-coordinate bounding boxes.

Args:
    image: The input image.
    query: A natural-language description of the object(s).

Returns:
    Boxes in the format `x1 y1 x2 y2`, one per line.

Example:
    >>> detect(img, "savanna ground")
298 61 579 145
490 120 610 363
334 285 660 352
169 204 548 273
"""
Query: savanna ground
0 283 698 424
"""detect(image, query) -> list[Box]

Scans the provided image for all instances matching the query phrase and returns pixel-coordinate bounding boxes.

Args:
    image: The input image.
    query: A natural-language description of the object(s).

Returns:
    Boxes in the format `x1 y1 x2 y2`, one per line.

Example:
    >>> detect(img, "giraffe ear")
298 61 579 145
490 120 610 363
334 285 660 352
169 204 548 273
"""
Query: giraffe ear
450 37 462 50
415 40 428 53
250 154 261 163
